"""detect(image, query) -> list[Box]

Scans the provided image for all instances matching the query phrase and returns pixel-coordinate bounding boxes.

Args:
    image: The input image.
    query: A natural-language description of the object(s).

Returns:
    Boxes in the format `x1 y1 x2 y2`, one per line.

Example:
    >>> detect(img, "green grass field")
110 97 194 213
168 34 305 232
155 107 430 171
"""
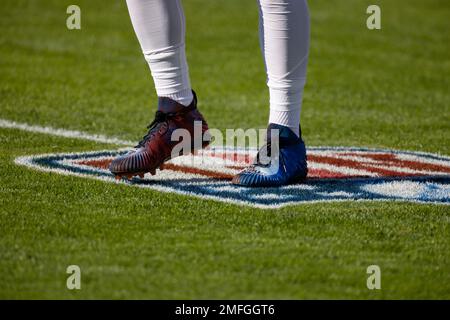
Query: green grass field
1 0 449 299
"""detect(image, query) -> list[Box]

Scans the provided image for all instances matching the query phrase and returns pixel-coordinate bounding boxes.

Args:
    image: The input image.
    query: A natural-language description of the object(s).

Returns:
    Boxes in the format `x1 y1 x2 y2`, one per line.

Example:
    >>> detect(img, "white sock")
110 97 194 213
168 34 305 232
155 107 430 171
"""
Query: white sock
258 0 310 137
268 89 302 136
126 0 193 107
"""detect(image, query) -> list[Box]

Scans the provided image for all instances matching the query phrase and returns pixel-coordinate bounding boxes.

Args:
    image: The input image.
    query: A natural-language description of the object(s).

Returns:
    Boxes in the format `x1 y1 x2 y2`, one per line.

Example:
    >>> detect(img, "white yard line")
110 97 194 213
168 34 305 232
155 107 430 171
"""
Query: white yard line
0 118 134 146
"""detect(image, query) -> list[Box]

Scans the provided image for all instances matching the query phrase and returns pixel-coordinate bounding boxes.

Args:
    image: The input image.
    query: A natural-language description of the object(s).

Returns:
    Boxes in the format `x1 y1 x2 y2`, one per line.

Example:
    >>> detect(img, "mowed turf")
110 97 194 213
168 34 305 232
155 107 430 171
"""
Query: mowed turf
0 0 449 299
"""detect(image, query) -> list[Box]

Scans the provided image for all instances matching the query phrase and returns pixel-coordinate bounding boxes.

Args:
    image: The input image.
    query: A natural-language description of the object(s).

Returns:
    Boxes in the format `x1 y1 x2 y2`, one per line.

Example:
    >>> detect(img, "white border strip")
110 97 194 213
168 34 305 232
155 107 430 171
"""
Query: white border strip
0 118 134 146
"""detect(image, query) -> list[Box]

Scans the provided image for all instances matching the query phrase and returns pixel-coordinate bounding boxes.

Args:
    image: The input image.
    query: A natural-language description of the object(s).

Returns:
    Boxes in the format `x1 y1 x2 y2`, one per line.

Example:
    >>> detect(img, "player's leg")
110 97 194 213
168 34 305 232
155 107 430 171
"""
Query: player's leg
233 0 309 187
261 0 309 137
110 0 209 178
126 0 193 107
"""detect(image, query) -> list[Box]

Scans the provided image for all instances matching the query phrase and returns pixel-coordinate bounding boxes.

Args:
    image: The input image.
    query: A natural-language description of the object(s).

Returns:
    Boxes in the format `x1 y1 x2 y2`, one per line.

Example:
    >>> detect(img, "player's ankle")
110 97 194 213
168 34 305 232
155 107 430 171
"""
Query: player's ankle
158 88 194 112
267 122 300 140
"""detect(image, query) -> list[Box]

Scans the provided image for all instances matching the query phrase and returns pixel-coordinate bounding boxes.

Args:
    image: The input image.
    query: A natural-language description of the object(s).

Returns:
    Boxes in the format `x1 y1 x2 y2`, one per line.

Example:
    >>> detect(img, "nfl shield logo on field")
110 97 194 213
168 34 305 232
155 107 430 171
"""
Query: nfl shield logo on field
16 146 450 208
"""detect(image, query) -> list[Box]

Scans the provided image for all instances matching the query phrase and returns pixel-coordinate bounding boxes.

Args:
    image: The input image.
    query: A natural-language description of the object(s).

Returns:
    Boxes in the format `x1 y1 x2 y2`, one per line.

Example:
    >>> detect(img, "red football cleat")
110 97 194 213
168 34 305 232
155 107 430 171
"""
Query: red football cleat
110 91 210 179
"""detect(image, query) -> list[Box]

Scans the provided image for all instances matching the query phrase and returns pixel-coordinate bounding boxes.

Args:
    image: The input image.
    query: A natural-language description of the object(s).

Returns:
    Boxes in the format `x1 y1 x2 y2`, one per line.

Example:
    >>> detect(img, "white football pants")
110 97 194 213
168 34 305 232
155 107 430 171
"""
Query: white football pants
126 0 309 135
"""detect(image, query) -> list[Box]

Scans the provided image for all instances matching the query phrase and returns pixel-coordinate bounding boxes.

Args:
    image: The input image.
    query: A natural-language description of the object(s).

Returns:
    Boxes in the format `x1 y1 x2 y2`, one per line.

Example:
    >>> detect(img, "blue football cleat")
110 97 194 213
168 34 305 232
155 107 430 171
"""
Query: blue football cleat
232 124 308 187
